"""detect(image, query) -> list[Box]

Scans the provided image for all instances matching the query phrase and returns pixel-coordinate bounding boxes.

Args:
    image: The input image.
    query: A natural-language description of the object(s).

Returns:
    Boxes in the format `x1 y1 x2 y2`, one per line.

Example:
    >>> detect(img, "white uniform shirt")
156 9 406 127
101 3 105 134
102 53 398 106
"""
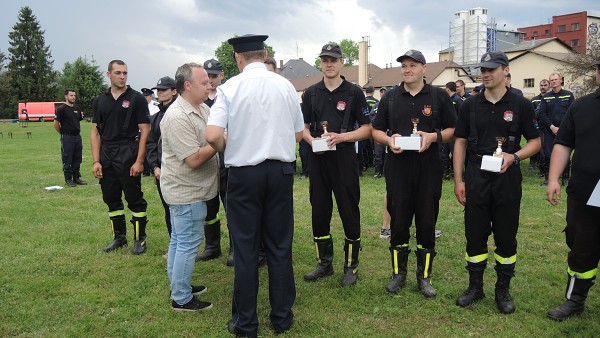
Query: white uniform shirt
208 62 304 167
148 101 160 116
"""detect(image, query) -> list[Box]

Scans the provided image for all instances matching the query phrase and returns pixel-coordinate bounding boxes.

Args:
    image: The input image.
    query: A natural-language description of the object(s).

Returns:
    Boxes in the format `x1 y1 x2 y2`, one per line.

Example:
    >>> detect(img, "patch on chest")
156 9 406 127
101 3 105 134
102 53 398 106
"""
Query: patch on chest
422 105 432 116
122 100 131 109
503 110 513 122
337 101 346 111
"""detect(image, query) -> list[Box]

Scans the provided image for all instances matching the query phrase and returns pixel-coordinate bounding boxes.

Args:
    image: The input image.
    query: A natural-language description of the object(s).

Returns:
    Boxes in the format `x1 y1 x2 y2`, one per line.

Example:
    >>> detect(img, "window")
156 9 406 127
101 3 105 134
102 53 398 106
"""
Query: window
571 39 580 47
571 23 579 31
557 25 566 33
533 31 539 37
524 78 535 88
544 29 550 35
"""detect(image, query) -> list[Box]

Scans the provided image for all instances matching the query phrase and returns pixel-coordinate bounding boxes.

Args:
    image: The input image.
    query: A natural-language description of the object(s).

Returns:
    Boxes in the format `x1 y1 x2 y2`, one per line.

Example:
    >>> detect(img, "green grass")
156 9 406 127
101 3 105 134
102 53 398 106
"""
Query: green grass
0 121 598 337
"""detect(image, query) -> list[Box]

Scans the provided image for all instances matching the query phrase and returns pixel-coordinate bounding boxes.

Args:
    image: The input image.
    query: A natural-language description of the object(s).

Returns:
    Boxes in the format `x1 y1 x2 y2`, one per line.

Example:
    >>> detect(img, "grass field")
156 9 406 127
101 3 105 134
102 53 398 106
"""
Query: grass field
0 121 597 337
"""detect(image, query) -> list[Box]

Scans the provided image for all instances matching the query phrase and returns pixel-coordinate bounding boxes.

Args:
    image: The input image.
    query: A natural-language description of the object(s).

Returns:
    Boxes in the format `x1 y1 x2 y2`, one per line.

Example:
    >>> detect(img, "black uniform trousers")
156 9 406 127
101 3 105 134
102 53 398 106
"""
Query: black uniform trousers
565 197 600 274
385 147 442 249
464 159 521 259
99 141 147 213
60 134 82 174
155 177 172 236
298 139 311 176
541 129 570 177
308 145 361 240
227 160 296 337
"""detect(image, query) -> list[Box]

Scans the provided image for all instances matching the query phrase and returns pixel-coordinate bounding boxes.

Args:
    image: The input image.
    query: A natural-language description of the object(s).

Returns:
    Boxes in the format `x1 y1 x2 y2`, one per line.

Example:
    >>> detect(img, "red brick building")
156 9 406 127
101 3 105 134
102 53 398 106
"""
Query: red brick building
518 11 600 54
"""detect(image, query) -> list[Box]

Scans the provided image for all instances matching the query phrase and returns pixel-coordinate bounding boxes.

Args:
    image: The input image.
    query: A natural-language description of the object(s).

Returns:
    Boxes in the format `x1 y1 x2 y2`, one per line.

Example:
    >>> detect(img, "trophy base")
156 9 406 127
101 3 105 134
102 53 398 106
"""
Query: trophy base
394 135 421 151
312 138 336 152
481 155 503 172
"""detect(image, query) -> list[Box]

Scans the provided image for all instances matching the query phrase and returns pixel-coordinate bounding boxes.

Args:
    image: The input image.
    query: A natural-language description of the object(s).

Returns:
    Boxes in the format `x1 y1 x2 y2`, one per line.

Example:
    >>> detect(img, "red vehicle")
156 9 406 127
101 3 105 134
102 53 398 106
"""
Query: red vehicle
18 102 63 122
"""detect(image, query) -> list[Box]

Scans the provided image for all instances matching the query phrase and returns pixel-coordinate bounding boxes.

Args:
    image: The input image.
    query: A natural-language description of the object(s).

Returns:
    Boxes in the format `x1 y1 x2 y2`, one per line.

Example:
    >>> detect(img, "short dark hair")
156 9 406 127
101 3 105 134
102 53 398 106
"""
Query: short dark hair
108 60 126 72
455 79 465 86
64 89 76 95
445 82 457 92
264 56 277 70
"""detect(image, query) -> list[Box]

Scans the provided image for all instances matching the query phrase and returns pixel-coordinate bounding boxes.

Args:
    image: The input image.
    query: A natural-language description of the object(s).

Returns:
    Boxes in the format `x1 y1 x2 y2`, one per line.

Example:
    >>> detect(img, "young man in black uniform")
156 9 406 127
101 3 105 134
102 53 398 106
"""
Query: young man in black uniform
91 59 151 255
302 43 371 286
54 89 87 187
372 50 456 298
453 51 541 314
146 76 177 242
195 58 234 265
546 60 600 321
529 79 550 172
537 72 575 186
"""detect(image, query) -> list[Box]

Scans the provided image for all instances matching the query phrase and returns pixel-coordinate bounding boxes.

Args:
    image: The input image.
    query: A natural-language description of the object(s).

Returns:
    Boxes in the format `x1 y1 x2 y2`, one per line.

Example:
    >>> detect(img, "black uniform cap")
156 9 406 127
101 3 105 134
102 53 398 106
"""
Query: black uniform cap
228 34 268 53
477 51 509 69
204 59 223 74
141 88 153 96
397 50 426 64
151 76 176 90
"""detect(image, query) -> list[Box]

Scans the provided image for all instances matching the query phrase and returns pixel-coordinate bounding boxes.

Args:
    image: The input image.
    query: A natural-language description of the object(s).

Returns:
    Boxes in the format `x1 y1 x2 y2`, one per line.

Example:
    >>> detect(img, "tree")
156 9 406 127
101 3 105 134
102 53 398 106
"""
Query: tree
559 35 600 96
313 39 360 69
0 50 13 118
7 6 57 104
56 56 107 115
214 36 275 82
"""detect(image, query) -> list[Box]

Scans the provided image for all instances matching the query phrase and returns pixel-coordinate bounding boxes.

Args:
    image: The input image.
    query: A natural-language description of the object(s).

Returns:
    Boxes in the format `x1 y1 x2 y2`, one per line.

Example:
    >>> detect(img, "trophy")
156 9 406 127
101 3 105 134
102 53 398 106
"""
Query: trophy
493 137 506 157
411 118 419 136
481 136 505 172
321 121 329 134
395 118 422 150
312 121 336 152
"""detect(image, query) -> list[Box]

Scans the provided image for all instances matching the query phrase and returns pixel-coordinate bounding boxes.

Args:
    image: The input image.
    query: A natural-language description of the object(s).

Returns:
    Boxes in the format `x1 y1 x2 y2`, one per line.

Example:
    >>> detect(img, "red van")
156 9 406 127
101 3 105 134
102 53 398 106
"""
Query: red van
18 102 63 122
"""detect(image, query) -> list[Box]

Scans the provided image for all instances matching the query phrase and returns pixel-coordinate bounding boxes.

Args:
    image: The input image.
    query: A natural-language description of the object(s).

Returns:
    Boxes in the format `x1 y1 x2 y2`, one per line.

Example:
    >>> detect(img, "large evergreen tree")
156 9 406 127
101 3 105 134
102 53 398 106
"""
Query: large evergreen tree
215 37 275 82
0 50 12 118
7 6 57 103
57 56 107 115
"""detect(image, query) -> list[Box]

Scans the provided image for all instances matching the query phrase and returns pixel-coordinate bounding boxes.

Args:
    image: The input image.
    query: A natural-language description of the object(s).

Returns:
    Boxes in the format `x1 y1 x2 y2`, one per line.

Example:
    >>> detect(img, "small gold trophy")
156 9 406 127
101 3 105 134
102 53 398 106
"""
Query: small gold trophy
494 137 506 158
411 118 419 136
321 121 329 134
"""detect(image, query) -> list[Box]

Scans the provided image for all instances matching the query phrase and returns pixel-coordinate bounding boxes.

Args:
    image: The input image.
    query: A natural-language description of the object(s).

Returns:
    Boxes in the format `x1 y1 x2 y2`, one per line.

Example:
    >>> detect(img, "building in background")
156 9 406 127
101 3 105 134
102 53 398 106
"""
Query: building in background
518 11 600 54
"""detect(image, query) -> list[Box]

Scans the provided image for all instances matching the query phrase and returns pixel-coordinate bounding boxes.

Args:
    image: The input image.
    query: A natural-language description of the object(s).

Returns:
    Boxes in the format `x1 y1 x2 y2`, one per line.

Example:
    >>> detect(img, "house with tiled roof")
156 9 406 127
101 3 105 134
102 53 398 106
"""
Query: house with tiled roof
287 61 476 101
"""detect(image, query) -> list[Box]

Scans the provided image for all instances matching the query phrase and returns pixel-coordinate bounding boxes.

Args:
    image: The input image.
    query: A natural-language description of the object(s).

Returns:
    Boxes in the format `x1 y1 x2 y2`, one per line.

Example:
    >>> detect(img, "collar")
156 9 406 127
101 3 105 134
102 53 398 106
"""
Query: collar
242 62 267 72
398 80 429 95
316 75 347 91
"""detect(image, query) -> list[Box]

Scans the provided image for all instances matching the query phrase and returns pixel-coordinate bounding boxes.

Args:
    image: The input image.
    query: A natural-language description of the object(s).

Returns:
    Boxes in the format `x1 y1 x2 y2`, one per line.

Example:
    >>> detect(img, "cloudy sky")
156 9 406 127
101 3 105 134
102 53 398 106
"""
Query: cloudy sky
0 0 597 90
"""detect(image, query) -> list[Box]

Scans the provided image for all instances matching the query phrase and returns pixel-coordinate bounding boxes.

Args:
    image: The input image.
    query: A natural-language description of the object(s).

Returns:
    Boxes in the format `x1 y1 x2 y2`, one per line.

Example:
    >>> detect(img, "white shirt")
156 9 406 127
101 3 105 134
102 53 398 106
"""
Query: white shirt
148 101 160 116
208 62 304 167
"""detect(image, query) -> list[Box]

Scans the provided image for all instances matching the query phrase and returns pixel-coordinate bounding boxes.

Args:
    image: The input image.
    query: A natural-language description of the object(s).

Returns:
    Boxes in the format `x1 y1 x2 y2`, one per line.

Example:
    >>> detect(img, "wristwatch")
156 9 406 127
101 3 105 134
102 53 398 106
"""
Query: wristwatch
512 153 520 166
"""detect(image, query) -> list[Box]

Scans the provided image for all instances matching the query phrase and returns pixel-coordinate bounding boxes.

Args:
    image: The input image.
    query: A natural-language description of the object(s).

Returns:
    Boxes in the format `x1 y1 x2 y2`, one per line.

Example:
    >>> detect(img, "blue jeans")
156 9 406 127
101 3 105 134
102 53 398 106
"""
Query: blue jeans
167 201 206 305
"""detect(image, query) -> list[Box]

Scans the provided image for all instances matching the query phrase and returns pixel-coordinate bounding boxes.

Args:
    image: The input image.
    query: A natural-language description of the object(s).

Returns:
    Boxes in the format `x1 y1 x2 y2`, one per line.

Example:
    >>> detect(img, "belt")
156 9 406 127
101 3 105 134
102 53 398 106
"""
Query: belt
61 132 80 136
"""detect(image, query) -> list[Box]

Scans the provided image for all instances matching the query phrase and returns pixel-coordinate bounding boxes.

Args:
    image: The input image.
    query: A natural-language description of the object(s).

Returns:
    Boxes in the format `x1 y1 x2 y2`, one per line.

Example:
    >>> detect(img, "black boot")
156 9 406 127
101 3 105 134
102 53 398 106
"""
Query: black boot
341 238 360 286
73 171 87 185
547 275 595 321
196 220 222 261
456 261 486 307
415 248 437 298
131 215 147 255
103 215 127 252
385 246 410 293
495 263 516 314
304 236 334 281
226 235 234 267
64 172 76 187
